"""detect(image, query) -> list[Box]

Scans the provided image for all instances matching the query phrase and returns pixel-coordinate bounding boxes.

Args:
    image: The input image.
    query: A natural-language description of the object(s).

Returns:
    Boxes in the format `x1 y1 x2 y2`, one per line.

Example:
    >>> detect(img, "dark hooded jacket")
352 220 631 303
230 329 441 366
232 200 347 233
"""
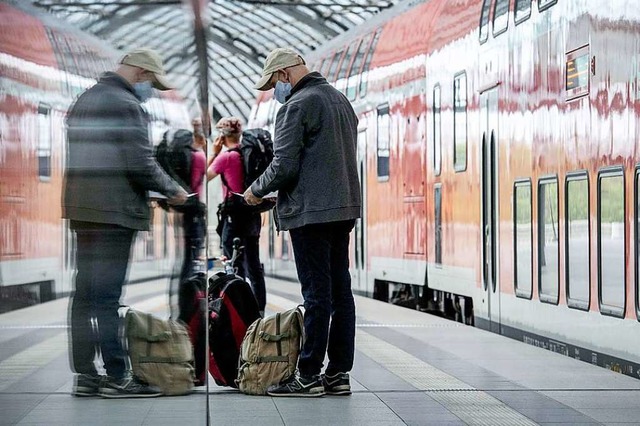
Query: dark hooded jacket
63 72 181 230
250 72 361 230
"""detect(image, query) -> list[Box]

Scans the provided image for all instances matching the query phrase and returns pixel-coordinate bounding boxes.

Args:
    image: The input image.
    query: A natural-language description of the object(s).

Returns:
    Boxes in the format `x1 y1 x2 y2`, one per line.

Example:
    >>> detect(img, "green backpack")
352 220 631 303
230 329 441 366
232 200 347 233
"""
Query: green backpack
125 309 195 396
236 306 305 395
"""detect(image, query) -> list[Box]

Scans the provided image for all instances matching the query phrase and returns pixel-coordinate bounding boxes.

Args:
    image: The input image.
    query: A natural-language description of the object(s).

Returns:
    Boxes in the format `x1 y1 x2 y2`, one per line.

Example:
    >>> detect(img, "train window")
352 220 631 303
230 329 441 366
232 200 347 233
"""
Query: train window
433 85 442 176
515 0 532 24
336 42 357 92
636 167 640 320
346 35 372 101
320 54 334 76
479 0 492 43
538 0 557 12
492 0 509 36
566 172 590 310
453 72 467 172
597 168 625 318
376 104 390 180
359 28 382 98
37 104 52 180
514 180 533 299
435 183 442 265
538 177 559 304
327 49 345 82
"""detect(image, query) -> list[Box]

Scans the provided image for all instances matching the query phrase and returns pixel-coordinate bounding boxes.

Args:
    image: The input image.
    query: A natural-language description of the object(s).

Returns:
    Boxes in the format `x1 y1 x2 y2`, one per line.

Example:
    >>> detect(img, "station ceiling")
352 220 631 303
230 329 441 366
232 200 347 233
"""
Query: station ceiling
32 0 397 122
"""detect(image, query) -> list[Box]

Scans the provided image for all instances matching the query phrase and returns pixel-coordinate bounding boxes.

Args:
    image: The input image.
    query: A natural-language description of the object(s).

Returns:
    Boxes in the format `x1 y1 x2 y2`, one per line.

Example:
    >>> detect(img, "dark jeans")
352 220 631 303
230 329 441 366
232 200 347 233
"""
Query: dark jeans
289 219 356 377
69 221 135 379
221 213 266 311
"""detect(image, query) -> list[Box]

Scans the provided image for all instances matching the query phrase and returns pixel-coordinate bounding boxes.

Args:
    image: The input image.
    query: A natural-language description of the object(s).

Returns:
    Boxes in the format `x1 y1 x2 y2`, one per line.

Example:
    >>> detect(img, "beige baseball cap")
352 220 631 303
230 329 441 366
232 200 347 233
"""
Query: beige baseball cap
253 47 306 91
120 48 174 90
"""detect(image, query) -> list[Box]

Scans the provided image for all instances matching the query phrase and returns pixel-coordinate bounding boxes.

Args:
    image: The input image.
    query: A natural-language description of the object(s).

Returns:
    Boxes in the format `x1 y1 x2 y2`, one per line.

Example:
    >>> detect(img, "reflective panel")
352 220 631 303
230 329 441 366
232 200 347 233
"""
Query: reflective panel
377 105 390 180
453 73 467 172
598 170 625 315
433 85 441 176
566 174 590 307
538 178 559 303
515 181 533 297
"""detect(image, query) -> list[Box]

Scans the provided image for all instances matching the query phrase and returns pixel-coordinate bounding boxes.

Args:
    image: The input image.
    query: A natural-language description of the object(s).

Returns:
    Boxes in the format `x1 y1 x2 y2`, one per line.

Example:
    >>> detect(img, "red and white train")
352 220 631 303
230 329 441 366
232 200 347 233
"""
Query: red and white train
0 2 189 312
250 0 640 379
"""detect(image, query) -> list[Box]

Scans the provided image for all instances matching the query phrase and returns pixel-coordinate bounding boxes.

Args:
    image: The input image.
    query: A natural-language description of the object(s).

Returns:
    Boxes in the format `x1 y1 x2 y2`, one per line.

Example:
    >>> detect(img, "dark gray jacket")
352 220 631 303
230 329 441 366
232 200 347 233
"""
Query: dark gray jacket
251 72 361 230
63 72 181 231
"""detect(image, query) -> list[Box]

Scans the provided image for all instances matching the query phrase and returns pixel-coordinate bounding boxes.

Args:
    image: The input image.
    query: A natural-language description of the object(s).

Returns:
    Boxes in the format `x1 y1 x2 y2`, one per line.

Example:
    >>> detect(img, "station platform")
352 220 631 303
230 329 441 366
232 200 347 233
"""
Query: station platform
1 277 640 426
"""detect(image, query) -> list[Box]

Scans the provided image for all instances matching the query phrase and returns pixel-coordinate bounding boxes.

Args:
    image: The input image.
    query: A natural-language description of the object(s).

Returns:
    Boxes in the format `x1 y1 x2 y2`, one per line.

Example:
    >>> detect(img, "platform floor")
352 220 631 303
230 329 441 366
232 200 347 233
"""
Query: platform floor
1 277 640 425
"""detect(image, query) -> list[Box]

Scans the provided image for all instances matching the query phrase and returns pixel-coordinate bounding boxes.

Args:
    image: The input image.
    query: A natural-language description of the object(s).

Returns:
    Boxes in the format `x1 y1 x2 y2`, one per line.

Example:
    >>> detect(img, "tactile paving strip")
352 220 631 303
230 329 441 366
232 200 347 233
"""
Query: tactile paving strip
357 330 538 425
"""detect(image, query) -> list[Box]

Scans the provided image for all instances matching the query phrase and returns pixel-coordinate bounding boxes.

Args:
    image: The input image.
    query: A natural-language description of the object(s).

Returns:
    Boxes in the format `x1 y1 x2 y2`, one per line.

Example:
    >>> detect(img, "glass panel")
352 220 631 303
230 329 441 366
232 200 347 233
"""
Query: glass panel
327 49 345 82
320 53 335 76
539 179 559 302
336 42 356 83
637 171 640 315
453 73 467 172
38 105 51 179
493 0 509 35
435 184 442 264
433 85 441 176
346 35 371 101
599 172 625 311
479 0 492 42
515 181 533 297
566 176 590 304
377 106 390 179
539 0 558 11
359 28 382 98
515 0 532 22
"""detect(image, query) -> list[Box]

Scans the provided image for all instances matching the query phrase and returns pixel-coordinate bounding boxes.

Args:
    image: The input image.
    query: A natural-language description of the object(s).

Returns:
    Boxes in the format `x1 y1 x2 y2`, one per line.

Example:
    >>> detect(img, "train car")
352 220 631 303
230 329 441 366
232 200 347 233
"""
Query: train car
249 0 640 379
0 2 189 312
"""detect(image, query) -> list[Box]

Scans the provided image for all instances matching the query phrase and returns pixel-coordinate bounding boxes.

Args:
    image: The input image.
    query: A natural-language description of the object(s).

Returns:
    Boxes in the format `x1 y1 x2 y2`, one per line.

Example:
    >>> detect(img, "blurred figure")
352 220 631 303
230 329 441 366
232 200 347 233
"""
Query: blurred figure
207 117 266 314
245 47 361 397
63 48 188 398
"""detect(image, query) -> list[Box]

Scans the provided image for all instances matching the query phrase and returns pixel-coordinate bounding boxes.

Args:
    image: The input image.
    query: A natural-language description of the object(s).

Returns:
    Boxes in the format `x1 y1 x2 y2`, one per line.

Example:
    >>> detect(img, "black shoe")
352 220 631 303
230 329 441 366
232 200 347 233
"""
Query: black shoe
99 374 162 398
267 373 325 397
72 374 105 397
322 372 351 395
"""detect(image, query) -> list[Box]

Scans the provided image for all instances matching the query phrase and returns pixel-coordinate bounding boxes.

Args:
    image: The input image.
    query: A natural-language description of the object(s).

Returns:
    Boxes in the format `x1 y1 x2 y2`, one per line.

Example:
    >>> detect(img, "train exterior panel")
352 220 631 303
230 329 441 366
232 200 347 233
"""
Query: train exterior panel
0 2 188 312
250 0 640 379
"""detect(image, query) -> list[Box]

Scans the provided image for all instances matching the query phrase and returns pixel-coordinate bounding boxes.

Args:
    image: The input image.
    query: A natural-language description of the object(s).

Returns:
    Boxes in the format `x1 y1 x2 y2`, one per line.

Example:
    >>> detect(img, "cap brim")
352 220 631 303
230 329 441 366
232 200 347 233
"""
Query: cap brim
253 73 272 91
152 73 173 91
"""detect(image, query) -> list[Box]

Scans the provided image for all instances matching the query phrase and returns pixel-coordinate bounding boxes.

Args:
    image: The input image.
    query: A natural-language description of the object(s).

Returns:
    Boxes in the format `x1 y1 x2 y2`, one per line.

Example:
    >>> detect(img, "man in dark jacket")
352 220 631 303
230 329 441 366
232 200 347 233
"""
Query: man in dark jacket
244 47 361 397
63 48 188 398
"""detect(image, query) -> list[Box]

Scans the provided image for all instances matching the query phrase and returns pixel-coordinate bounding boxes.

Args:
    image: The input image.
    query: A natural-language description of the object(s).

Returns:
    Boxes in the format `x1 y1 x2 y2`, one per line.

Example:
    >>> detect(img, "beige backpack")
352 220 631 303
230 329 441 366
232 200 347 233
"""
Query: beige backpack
125 309 195 396
236 306 304 395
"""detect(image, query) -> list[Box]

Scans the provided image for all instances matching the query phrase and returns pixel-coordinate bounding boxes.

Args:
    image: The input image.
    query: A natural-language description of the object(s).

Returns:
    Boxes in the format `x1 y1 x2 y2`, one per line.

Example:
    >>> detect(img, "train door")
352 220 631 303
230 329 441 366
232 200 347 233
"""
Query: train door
353 130 368 292
480 88 500 332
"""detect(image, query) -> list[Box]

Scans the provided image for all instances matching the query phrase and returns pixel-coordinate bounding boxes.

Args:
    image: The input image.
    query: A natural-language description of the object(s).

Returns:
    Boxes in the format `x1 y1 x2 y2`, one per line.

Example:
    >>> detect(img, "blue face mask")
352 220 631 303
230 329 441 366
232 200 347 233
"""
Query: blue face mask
133 80 153 102
274 81 292 104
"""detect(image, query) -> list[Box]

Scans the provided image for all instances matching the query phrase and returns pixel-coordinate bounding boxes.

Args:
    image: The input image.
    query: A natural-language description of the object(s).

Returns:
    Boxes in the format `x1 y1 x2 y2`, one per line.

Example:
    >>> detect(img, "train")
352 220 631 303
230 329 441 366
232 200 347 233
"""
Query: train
249 0 640 379
0 1 189 313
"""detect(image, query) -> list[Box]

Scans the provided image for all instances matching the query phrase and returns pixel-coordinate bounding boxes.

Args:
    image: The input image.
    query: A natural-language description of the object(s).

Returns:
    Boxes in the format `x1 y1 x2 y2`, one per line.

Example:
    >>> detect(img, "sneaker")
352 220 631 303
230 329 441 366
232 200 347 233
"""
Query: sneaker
322 372 351 395
72 374 104 397
267 373 325 397
99 374 162 398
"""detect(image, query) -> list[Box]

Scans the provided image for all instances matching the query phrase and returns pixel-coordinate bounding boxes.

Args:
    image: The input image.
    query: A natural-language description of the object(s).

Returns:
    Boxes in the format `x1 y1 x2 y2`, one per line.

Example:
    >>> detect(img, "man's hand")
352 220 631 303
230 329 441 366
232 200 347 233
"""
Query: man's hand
168 188 189 205
243 187 262 206
213 135 224 156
